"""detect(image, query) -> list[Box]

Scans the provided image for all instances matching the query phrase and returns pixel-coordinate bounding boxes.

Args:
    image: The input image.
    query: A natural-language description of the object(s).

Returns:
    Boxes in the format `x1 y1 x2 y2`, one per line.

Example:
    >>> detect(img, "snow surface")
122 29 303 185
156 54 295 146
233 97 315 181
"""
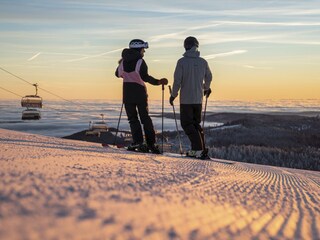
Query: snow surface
0 128 319 240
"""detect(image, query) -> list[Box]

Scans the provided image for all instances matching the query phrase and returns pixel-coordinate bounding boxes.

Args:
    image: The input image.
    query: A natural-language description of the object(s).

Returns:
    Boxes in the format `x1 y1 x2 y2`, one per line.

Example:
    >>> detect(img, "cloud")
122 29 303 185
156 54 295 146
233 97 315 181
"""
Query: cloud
203 50 247 60
150 23 222 43
148 19 320 49
212 20 320 27
150 32 184 42
250 38 320 45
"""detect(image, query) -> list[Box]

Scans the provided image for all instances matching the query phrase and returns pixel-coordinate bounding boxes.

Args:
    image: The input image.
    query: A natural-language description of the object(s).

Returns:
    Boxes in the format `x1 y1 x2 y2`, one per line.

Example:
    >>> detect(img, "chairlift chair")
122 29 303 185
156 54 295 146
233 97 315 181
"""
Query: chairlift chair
21 108 41 120
89 114 108 132
21 95 43 108
21 83 43 108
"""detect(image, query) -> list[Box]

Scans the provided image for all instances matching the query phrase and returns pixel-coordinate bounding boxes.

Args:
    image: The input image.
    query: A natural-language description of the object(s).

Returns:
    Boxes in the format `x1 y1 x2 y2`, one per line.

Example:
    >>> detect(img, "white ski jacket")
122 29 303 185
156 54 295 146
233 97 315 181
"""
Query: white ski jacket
172 47 212 104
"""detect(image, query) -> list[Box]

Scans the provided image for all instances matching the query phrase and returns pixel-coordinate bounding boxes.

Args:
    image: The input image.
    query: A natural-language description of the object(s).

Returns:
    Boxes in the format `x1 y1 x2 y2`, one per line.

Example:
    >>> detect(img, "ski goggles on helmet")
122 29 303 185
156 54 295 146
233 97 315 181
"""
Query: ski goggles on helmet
129 41 149 49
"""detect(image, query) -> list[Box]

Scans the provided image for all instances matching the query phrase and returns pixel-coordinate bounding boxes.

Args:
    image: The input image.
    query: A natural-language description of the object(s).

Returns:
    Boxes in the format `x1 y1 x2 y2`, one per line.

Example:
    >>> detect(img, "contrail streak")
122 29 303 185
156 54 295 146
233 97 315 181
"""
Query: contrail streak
203 50 247 60
27 52 41 61
65 48 122 62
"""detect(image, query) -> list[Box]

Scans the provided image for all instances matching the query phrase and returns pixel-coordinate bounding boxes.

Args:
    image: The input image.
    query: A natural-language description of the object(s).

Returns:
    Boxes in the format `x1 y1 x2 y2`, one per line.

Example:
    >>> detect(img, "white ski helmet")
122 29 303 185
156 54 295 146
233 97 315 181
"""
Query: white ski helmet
129 39 149 49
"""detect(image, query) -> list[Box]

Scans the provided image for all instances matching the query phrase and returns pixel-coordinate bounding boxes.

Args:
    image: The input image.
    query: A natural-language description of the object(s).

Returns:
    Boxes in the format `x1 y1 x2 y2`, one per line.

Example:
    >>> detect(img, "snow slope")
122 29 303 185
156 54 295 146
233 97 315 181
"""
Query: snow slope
0 129 319 240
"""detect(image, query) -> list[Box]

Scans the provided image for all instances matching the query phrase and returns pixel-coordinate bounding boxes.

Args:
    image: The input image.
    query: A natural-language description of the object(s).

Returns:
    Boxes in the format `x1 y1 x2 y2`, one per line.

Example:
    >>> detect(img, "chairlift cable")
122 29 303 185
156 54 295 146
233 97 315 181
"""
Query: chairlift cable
1 67 108 128
0 86 23 97
37 87 83 106
1 85 41 120
0 66 86 108
0 66 33 86
0 85 63 112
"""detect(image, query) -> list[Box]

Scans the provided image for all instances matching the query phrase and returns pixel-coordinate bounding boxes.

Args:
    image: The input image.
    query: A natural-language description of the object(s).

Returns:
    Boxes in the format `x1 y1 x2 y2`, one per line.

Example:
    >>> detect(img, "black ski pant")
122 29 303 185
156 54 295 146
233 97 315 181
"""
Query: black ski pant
124 102 156 146
180 104 205 151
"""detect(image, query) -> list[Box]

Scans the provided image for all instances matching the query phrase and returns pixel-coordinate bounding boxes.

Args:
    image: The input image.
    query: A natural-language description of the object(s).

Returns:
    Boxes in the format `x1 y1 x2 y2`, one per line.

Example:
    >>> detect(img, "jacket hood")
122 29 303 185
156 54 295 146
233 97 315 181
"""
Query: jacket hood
122 48 142 62
183 46 200 58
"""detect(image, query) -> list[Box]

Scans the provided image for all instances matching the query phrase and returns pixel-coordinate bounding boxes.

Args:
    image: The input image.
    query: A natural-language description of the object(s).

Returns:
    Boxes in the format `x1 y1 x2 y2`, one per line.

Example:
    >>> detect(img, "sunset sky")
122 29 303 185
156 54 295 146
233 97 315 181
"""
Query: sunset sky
0 0 319 101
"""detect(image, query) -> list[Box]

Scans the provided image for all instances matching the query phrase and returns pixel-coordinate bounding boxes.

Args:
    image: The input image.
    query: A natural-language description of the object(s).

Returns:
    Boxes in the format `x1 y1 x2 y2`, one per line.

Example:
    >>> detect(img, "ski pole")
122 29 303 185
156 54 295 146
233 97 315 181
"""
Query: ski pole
113 103 124 146
168 85 183 155
161 84 165 153
202 94 208 129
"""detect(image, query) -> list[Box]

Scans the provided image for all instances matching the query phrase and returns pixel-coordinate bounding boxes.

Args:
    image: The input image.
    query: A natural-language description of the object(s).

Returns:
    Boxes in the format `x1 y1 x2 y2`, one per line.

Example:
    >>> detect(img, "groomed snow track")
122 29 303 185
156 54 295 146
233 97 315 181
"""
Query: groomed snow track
0 129 319 240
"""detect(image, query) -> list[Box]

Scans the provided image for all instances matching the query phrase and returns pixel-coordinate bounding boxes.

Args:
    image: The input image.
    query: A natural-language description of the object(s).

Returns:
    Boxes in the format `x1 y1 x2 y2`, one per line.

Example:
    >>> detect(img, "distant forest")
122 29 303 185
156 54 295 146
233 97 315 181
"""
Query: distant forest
165 113 320 171
208 145 319 171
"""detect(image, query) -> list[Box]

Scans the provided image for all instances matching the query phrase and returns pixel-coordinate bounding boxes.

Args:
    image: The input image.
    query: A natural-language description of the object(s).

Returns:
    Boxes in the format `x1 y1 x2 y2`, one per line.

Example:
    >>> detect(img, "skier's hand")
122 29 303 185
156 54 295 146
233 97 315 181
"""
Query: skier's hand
204 88 212 98
169 96 176 106
159 78 168 85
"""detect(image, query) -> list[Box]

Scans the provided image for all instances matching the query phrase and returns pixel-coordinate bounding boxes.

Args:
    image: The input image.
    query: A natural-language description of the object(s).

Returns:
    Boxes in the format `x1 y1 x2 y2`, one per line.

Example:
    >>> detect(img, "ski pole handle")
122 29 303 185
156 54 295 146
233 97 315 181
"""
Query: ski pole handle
169 85 172 94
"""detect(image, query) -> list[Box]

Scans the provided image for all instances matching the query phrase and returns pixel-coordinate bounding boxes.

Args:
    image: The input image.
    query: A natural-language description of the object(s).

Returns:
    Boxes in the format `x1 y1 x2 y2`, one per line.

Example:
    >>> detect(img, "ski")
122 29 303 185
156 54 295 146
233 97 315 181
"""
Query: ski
102 143 235 165
102 143 125 149
163 152 235 165
102 143 161 154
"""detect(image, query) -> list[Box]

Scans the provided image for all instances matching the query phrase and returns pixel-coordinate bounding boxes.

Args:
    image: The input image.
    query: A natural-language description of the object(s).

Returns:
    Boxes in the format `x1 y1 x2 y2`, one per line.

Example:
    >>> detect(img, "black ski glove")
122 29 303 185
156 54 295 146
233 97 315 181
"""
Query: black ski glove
169 96 176 106
204 88 212 98
159 78 168 85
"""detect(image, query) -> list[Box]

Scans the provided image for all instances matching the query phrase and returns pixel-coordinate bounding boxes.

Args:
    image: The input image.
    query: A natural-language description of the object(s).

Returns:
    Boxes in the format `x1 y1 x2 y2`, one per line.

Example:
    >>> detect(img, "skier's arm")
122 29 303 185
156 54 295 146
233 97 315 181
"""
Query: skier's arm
140 60 162 85
172 60 182 98
115 59 122 78
203 61 212 91
115 67 119 77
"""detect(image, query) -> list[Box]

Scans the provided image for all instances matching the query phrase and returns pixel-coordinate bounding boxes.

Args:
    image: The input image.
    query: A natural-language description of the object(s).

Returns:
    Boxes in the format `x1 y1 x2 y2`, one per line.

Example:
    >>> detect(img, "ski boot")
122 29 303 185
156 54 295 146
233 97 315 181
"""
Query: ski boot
127 143 149 153
148 144 161 154
127 142 140 151
138 143 149 153
199 148 210 160
186 148 210 160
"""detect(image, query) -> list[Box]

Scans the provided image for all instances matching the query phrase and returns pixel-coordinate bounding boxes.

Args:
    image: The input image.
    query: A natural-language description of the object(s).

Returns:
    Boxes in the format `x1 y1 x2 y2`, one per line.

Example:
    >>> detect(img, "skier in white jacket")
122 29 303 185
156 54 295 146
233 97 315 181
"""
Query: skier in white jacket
170 36 212 159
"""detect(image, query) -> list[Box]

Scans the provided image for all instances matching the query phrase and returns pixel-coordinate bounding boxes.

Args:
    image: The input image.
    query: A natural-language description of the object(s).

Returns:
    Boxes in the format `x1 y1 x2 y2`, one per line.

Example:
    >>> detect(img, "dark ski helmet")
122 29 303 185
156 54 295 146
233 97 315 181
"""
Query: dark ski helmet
184 36 199 50
129 39 149 49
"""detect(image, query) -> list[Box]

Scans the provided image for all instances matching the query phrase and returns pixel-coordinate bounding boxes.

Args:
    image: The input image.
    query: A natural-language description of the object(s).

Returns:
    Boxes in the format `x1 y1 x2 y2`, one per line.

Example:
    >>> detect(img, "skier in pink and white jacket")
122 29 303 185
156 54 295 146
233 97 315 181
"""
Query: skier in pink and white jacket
115 39 168 153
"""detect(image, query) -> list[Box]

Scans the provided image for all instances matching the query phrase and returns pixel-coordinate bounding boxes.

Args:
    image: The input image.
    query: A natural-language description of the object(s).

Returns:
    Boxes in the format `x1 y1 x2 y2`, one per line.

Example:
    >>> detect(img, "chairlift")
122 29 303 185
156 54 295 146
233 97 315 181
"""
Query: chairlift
22 108 41 120
21 83 42 108
89 114 108 132
85 114 108 137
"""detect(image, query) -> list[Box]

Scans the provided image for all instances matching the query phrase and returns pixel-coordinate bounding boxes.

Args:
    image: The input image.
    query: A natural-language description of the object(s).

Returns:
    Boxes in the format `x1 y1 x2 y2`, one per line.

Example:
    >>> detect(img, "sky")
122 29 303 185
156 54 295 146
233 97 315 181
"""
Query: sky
0 0 319 101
